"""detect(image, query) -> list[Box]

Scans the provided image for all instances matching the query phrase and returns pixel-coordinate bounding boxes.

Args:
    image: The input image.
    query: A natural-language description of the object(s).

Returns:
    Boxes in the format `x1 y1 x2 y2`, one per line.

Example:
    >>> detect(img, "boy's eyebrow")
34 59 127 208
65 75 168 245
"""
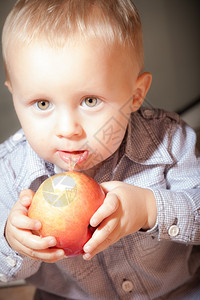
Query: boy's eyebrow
15 90 106 101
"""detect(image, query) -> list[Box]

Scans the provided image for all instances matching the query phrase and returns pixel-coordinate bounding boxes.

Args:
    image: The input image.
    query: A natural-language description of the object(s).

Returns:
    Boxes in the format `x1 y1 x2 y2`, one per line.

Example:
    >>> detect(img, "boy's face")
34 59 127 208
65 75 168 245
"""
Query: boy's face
6 38 147 172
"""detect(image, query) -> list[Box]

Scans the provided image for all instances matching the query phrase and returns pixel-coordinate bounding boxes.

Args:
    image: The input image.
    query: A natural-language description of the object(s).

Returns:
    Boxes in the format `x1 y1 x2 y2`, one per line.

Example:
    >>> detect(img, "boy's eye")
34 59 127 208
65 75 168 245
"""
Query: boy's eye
81 97 101 108
35 100 51 110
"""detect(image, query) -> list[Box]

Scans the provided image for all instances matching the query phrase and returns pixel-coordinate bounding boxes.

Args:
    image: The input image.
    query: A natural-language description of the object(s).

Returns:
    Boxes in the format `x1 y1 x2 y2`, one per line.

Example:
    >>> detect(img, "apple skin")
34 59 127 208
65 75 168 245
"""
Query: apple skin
28 171 105 256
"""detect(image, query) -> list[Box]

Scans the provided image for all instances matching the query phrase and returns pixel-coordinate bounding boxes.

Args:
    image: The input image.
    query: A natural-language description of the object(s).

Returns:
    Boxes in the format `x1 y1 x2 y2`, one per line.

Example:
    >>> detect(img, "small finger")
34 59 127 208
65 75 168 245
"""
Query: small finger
34 248 65 263
83 217 118 255
83 229 118 261
90 192 119 227
13 239 65 262
27 248 65 262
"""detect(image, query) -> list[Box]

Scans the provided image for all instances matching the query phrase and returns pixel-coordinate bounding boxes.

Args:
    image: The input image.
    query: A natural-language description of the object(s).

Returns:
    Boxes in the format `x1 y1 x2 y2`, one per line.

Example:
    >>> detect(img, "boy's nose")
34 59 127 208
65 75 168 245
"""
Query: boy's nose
56 110 83 139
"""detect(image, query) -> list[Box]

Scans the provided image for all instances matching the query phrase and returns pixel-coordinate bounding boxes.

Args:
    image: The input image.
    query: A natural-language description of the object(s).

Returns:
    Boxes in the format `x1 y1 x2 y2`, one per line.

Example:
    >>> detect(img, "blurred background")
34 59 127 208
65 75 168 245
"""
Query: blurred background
0 0 200 143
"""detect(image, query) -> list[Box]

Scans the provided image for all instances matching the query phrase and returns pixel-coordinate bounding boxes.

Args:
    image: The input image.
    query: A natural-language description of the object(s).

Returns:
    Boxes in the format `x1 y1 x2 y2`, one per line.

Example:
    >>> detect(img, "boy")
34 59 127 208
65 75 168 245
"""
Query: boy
0 0 199 299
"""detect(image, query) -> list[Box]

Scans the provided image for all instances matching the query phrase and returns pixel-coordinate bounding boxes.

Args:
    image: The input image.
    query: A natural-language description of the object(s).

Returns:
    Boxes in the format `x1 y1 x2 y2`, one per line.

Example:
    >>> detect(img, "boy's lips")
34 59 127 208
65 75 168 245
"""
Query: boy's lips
58 150 89 166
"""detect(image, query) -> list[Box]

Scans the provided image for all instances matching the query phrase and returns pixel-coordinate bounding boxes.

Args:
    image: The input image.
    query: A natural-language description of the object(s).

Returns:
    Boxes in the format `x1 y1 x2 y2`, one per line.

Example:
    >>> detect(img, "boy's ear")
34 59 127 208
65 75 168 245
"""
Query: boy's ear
132 72 152 112
5 80 12 93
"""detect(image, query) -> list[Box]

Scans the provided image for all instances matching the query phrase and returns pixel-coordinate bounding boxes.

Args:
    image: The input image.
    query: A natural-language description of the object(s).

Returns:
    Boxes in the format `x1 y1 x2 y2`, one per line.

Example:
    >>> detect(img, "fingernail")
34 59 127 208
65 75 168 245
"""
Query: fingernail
90 220 95 227
49 239 56 247
35 221 41 230
56 250 64 258
83 245 92 253
83 253 91 260
90 218 98 227
21 196 30 205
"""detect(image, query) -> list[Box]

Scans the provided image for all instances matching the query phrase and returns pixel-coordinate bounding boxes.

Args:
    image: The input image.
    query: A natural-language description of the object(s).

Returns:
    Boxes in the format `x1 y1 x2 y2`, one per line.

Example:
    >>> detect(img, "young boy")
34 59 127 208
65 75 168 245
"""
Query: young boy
0 0 199 299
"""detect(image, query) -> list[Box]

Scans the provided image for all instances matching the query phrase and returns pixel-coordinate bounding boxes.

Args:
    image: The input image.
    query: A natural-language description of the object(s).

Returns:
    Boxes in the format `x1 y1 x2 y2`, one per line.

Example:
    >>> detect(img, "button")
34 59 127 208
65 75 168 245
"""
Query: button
144 109 153 118
122 280 133 293
6 256 16 267
13 132 23 142
0 274 7 283
168 225 179 237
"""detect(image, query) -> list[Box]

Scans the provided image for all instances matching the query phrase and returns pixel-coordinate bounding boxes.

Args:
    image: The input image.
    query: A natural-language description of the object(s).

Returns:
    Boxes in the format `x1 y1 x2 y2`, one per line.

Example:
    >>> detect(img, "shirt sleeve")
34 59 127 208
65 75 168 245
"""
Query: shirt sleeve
0 142 41 283
153 121 200 245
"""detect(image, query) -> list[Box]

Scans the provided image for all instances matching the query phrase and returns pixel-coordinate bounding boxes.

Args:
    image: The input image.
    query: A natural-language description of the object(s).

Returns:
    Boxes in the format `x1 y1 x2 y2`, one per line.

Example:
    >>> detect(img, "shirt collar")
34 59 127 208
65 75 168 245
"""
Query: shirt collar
124 110 173 165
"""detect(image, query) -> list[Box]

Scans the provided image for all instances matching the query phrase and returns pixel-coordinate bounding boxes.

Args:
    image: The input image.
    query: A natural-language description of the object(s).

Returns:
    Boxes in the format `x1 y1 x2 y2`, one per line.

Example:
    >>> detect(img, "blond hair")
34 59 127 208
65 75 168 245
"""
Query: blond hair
2 0 144 72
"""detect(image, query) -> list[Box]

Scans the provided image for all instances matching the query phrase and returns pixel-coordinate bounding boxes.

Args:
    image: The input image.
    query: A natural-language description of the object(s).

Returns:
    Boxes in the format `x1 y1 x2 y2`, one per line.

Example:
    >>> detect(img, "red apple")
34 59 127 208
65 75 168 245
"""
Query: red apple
28 171 105 256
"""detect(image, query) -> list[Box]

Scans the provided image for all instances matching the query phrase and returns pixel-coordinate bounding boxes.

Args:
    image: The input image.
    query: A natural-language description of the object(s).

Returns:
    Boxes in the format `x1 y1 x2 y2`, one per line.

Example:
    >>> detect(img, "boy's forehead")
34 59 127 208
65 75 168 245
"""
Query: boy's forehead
7 36 138 73
6 37 139 98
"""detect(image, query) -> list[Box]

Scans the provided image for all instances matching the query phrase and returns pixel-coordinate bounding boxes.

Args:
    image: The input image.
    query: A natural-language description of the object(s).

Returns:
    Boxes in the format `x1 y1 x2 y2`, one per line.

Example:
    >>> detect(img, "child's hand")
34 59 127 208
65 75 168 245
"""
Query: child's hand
5 189 65 263
83 181 157 260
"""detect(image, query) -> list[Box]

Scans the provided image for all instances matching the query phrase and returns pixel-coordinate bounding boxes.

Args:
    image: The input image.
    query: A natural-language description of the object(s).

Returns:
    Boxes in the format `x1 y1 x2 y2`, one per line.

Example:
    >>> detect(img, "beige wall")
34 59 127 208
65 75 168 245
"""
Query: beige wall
0 0 200 143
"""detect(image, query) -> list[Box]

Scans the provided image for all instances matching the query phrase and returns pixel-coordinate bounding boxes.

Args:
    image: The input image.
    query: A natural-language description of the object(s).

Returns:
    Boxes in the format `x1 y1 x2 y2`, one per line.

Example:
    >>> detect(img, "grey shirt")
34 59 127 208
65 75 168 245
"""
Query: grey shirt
0 108 200 299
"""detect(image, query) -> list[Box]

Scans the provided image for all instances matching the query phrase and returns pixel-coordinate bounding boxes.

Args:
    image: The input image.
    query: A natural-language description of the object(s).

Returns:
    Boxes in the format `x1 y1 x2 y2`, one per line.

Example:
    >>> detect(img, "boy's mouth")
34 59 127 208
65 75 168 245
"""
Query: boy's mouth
58 150 89 168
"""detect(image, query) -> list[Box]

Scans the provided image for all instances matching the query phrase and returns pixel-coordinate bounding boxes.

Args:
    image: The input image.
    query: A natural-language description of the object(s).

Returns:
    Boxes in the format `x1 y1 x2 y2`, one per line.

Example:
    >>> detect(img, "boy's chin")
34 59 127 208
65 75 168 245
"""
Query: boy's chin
80 162 103 178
